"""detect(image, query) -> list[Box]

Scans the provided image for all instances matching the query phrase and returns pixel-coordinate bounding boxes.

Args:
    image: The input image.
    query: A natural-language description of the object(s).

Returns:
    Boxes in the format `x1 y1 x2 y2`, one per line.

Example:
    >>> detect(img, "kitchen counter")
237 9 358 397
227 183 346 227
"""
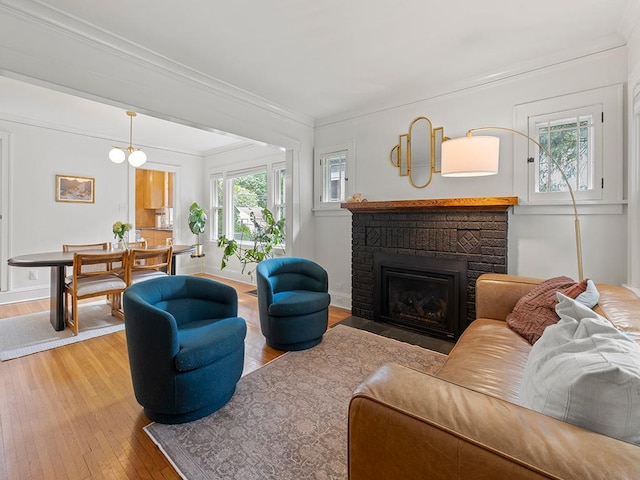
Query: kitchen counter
139 227 173 231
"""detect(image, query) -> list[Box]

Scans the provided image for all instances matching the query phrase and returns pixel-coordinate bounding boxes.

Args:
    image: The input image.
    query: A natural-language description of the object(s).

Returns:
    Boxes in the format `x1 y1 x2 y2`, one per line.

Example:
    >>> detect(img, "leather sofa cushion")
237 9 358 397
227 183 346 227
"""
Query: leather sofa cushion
436 318 531 403
268 290 331 317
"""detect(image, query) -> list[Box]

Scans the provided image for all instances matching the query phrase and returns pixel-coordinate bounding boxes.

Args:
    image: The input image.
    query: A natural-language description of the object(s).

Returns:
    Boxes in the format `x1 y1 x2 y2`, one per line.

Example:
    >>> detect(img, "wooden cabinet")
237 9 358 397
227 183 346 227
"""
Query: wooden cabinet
139 229 173 247
142 170 173 209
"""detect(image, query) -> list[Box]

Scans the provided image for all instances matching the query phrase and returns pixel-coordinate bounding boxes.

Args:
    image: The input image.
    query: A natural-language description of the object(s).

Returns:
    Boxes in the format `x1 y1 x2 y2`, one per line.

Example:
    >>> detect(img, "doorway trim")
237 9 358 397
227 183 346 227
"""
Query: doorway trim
0 132 10 291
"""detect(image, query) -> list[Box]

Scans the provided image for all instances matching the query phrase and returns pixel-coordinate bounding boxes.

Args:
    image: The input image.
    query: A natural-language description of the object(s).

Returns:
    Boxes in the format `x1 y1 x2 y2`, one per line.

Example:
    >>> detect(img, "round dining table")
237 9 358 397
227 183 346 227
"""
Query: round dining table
7 244 195 331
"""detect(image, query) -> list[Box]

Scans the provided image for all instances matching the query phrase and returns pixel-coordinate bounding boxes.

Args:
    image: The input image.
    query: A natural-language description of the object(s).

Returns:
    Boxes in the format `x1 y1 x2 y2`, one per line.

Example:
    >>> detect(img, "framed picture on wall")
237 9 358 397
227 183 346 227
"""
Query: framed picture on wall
55 174 95 203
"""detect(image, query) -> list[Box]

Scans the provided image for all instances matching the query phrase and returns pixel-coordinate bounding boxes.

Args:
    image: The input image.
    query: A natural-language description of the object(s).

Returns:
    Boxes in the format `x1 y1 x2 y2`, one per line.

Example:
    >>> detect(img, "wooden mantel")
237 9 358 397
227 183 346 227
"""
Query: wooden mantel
340 196 518 213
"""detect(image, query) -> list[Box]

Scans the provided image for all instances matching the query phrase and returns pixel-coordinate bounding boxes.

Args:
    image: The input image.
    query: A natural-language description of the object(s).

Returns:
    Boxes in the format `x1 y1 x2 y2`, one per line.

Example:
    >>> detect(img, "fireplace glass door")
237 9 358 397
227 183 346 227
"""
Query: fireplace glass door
374 254 466 339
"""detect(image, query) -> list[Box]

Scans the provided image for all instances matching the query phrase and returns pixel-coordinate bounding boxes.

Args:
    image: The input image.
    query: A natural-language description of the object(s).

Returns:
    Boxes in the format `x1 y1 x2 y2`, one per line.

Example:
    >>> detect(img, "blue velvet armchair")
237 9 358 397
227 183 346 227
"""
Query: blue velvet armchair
122 275 246 424
256 257 331 351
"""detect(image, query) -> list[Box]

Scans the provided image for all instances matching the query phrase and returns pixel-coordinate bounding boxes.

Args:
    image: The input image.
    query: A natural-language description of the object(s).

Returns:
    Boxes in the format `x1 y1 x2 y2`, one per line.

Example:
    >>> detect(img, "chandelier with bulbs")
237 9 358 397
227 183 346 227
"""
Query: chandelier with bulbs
108 110 147 167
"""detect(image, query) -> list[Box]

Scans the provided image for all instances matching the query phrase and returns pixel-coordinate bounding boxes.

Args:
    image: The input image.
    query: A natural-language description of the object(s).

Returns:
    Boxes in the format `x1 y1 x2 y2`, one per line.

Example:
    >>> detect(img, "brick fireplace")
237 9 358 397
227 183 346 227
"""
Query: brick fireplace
342 197 517 339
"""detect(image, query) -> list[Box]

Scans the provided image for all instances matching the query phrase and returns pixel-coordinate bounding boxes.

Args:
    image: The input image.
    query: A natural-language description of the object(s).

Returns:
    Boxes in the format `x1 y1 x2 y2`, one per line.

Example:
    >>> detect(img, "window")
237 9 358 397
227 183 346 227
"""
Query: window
229 169 267 241
210 174 223 239
321 150 347 203
314 141 355 212
530 106 600 200
273 162 286 222
514 85 622 207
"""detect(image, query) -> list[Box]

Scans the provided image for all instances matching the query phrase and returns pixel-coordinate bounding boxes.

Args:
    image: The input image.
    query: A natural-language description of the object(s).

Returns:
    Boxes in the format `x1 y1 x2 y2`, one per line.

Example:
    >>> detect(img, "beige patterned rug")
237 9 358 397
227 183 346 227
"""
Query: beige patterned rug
145 324 447 480
0 301 124 361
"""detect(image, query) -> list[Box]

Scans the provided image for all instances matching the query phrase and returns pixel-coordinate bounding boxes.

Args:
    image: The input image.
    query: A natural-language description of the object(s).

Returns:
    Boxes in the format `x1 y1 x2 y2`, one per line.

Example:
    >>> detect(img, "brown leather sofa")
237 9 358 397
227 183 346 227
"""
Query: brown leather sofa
349 273 640 479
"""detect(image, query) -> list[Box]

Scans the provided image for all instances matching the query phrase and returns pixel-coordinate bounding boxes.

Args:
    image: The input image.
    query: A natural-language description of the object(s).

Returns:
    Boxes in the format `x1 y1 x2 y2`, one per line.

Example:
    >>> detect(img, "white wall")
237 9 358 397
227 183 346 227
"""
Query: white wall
626 13 640 292
315 48 629 307
0 117 203 302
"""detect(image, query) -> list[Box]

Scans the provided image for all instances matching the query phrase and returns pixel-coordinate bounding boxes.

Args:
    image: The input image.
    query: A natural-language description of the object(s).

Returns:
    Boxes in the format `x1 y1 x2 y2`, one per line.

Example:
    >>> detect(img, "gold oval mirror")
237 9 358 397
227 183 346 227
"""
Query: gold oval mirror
409 117 433 188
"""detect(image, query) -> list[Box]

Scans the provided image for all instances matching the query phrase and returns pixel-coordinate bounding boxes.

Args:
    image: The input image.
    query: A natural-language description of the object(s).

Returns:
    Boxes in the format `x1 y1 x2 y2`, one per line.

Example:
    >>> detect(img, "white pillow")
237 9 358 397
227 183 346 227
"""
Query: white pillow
519 293 640 445
575 279 599 308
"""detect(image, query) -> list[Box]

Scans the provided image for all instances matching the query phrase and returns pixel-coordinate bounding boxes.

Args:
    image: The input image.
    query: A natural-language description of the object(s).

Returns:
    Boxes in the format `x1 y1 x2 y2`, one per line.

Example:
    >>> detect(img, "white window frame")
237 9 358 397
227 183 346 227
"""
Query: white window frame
210 162 287 247
273 161 286 222
313 140 356 214
227 166 268 244
209 173 224 240
513 85 623 213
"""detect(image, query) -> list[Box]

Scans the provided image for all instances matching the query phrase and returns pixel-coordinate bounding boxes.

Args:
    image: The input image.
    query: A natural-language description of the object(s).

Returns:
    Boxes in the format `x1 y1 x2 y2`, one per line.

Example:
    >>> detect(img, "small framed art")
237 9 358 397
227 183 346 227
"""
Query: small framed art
55 174 95 203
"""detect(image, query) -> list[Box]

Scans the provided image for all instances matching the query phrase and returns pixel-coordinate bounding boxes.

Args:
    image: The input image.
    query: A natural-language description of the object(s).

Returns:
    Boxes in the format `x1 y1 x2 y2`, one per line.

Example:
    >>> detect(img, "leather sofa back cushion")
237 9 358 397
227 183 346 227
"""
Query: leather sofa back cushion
520 294 640 445
506 276 587 344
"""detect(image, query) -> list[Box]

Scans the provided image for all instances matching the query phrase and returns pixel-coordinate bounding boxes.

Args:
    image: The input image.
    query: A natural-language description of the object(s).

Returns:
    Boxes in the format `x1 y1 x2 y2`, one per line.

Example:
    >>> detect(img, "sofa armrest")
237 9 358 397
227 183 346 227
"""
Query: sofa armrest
349 364 640 480
475 273 542 321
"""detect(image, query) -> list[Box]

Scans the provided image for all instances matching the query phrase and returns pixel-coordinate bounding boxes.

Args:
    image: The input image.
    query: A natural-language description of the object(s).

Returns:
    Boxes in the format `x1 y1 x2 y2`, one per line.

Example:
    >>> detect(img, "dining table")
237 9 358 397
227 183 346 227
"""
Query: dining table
7 244 195 331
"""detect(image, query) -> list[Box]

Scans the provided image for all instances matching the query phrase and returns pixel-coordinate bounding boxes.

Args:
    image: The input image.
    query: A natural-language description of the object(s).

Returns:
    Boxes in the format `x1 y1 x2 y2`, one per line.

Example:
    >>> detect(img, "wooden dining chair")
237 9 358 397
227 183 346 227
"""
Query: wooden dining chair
127 239 148 249
62 242 110 253
62 242 109 278
125 246 173 286
65 251 128 335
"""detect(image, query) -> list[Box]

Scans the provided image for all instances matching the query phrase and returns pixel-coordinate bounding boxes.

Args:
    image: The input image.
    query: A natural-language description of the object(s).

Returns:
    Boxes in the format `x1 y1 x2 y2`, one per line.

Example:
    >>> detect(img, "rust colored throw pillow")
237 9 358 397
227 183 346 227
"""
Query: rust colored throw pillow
506 276 588 344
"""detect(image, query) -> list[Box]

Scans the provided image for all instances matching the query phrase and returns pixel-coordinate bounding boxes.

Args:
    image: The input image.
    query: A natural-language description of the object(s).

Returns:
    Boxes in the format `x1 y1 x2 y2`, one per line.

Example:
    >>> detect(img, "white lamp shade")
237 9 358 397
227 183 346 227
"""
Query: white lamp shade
128 149 147 167
441 136 500 177
109 147 126 164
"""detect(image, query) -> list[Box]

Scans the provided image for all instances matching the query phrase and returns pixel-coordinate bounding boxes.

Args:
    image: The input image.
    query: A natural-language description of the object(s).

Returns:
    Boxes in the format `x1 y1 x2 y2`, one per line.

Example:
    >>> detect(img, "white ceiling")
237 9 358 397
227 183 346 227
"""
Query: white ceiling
0 0 637 150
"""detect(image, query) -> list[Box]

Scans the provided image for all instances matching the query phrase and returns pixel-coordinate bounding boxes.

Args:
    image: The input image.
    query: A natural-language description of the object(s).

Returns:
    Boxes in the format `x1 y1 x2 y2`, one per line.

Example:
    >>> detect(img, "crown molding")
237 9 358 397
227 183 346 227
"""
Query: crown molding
0 0 315 129
316 38 627 127
617 0 640 41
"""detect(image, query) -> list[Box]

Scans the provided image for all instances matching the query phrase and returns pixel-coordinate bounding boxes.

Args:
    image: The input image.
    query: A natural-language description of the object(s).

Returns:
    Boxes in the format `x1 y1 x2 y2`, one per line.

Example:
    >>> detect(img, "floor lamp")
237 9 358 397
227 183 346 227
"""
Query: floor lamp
440 126 584 281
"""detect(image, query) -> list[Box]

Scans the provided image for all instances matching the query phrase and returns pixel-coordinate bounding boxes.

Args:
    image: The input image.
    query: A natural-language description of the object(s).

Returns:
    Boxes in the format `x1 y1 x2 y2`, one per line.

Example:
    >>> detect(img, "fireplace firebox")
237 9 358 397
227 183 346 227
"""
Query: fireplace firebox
374 253 467 339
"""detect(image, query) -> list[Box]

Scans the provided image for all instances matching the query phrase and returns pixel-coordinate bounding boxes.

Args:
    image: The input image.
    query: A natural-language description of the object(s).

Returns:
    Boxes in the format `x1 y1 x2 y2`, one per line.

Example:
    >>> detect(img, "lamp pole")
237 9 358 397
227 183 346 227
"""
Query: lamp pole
466 126 584 281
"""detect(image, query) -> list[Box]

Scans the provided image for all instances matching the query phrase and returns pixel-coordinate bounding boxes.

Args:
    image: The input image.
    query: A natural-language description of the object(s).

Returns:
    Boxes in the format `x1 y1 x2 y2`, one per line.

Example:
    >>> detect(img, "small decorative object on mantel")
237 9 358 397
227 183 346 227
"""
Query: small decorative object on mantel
346 193 367 203
390 116 449 189
113 221 132 250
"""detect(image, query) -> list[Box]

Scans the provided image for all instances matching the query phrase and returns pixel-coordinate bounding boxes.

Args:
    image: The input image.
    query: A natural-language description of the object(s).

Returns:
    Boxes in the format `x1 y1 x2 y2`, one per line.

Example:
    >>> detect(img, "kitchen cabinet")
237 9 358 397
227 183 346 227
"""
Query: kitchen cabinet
140 170 174 209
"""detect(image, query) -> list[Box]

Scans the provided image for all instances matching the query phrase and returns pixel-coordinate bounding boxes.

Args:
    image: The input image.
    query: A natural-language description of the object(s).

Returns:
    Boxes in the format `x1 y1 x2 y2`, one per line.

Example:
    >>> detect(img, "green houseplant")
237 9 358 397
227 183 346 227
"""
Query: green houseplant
188 202 207 256
217 207 285 277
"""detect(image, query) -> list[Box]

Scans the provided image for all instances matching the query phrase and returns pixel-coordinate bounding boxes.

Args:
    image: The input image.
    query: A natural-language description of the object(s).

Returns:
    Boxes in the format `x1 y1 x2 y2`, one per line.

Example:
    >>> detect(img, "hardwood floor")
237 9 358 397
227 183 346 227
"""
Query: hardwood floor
0 275 351 479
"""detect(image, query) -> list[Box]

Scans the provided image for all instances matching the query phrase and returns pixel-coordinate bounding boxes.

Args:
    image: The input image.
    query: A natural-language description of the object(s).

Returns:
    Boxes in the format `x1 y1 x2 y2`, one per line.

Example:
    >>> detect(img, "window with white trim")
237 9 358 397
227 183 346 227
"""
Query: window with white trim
528 105 601 202
273 162 286 222
514 85 622 206
322 150 347 203
210 173 224 239
229 168 267 241
210 161 286 246
314 141 355 212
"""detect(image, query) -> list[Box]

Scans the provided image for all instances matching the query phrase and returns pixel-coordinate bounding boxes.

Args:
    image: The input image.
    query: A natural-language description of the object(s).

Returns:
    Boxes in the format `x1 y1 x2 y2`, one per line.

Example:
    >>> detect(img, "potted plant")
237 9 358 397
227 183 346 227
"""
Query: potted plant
188 202 207 256
217 207 285 278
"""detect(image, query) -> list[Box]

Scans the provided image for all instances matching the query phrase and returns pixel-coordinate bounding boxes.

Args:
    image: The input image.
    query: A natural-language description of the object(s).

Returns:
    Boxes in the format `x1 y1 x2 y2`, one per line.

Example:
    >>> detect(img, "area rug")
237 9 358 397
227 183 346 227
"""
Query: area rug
0 301 124 361
145 324 447 480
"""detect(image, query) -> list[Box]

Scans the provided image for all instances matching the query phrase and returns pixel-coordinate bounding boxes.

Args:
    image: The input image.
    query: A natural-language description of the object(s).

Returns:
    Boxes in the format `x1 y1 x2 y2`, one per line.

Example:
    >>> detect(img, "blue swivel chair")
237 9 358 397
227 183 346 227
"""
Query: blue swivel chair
256 257 331 351
122 275 246 424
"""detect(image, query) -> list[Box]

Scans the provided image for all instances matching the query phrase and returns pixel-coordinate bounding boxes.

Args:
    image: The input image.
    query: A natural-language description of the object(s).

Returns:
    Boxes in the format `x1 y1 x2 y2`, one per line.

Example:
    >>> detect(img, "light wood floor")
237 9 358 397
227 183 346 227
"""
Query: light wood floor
0 275 351 479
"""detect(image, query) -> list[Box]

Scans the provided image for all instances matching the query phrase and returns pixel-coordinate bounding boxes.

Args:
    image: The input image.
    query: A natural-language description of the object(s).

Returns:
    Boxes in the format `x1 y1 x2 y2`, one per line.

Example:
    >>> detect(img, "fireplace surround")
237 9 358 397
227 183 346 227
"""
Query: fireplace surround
343 197 517 339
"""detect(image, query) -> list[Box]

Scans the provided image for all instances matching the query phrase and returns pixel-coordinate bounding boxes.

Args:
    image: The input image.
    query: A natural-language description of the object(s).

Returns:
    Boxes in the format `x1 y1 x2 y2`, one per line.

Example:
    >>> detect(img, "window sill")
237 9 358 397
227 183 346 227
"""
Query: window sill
312 208 351 217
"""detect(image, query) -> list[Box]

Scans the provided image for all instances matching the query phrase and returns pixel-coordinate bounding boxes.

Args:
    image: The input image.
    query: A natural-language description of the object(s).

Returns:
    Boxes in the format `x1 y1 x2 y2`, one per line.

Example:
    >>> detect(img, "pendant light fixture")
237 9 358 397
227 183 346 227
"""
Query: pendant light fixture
109 110 147 167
